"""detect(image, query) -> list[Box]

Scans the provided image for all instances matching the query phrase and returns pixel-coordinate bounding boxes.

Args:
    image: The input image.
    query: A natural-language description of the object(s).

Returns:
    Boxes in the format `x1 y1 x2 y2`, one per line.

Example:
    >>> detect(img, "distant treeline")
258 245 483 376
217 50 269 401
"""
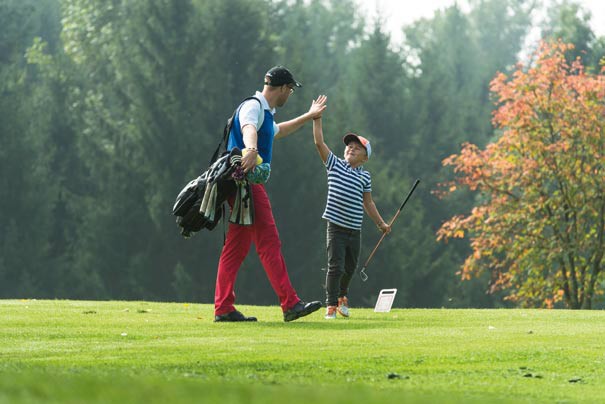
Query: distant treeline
1 0 603 307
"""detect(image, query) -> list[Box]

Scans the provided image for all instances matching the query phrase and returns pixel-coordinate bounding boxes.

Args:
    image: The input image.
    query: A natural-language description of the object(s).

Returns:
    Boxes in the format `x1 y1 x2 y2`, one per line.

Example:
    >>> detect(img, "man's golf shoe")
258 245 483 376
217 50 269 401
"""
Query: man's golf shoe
283 300 322 322
214 310 257 322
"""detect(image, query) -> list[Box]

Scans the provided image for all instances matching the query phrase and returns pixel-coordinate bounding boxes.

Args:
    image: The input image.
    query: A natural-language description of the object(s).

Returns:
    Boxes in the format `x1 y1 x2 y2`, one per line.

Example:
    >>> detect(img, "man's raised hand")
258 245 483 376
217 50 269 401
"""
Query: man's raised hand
309 95 327 119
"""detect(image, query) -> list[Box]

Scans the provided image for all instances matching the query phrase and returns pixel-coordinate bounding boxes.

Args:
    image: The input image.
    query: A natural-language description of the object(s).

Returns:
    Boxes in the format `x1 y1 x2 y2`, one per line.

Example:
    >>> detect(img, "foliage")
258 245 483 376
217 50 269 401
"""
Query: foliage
438 42 605 309
54 0 277 300
400 0 533 307
0 0 64 298
541 0 605 71
3 0 605 308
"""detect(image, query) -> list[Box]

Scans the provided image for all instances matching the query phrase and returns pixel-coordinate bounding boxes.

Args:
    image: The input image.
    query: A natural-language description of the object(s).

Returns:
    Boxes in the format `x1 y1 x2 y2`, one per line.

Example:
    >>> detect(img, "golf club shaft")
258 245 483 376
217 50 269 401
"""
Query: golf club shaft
360 179 420 281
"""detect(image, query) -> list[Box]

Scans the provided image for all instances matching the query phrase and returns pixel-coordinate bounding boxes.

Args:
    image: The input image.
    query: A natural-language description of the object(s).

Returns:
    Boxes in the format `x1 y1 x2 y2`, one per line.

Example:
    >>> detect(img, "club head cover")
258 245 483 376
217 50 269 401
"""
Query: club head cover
246 163 271 184
229 147 242 166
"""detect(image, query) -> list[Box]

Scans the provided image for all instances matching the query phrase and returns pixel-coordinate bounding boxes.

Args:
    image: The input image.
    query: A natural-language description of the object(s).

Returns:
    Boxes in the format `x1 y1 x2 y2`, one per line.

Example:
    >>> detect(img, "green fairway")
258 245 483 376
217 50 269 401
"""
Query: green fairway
1 300 604 403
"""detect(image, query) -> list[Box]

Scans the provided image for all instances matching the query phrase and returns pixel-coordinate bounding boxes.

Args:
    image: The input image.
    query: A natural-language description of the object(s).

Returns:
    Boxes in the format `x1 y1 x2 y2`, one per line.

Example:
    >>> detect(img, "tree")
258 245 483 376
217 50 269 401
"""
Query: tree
0 0 63 298
437 42 605 309
541 0 605 72
235 0 365 304
331 26 442 308
399 0 533 307
54 0 278 300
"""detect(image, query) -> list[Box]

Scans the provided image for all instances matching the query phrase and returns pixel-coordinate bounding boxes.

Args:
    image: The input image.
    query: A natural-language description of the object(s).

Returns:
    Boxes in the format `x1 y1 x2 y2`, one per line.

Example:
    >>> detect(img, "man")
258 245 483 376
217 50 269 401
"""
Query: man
214 66 326 322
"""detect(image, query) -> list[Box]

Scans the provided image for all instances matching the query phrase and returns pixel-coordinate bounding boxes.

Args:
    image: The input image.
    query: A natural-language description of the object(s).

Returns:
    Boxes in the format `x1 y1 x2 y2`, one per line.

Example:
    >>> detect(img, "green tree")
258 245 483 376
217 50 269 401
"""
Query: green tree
1 0 545 309
541 0 605 71
399 0 532 306
229 0 366 304
0 0 63 298
322 25 436 308
56 0 279 300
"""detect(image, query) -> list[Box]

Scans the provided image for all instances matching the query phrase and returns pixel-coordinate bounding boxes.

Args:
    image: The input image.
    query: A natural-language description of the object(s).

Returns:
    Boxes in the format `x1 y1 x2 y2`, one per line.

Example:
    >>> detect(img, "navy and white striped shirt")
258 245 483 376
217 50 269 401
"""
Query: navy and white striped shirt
322 152 372 230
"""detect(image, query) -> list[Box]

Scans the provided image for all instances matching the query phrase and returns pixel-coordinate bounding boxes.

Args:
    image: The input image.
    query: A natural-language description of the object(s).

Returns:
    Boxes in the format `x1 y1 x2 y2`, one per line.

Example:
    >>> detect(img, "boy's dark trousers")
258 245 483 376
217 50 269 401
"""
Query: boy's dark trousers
325 222 361 307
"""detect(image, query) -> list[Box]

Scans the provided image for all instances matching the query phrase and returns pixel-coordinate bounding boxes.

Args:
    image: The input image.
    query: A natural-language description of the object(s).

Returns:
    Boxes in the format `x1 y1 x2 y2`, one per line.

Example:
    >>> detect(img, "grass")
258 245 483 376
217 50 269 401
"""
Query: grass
1 299 604 403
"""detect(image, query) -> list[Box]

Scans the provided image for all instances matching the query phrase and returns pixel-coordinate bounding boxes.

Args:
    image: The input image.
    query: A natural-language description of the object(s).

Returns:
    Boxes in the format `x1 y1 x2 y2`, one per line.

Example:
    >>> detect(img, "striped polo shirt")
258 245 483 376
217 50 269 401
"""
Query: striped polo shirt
322 152 372 230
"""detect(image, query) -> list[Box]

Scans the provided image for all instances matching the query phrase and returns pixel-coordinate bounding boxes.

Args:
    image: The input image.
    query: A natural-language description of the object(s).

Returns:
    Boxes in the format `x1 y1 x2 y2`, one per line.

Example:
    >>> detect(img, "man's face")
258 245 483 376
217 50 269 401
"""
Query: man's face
344 141 368 166
275 84 295 107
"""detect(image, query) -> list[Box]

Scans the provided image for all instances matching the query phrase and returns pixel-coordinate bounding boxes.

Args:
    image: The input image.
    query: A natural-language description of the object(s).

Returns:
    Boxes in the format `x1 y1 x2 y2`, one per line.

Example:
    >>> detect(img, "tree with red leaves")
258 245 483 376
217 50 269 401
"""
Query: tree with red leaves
438 42 605 309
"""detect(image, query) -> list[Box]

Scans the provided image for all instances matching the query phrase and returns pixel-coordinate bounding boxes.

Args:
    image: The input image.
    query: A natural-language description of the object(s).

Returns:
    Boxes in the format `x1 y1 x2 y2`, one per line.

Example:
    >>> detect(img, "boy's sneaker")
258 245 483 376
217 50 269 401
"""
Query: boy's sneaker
337 296 350 318
324 306 337 320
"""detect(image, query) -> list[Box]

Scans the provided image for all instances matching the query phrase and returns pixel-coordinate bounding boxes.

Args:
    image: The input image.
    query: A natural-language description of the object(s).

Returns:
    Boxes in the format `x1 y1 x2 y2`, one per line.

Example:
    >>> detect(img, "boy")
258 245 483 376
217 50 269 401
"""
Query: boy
311 95 391 319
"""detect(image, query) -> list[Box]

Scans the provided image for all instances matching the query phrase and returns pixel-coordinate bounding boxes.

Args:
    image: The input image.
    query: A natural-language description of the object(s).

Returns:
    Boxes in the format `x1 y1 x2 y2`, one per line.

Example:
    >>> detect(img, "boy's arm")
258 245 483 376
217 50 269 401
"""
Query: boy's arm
313 116 331 164
275 94 327 139
363 192 391 234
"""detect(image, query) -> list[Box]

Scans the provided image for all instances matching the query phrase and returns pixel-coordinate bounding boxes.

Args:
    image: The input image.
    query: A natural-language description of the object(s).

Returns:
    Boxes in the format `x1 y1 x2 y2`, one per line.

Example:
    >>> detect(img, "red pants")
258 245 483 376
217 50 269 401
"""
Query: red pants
214 184 300 315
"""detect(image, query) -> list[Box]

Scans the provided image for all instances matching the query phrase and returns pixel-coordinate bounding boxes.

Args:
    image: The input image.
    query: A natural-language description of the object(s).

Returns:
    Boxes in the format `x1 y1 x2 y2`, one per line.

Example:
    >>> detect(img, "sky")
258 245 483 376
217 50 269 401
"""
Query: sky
358 0 605 44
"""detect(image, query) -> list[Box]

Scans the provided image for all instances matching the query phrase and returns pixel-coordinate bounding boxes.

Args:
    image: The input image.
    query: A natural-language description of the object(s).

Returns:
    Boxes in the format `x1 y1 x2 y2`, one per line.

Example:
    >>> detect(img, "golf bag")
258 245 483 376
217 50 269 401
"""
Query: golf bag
172 97 261 238
173 149 241 238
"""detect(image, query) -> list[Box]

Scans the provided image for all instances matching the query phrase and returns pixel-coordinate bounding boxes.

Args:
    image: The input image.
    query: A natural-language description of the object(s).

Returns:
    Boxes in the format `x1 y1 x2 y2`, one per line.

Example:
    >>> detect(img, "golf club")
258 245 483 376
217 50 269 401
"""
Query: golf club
359 178 420 282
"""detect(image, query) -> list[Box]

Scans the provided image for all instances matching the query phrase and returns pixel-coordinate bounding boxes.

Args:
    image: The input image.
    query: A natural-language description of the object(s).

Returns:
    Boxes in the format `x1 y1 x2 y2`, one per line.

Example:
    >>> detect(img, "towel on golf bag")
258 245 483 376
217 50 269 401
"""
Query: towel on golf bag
230 180 253 225
199 175 253 226
173 148 245 238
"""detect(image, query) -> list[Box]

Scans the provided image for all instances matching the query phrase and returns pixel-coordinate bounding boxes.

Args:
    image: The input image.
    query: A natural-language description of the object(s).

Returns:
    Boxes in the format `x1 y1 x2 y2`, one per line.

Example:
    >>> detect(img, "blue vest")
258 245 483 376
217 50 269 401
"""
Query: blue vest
227 101 275 164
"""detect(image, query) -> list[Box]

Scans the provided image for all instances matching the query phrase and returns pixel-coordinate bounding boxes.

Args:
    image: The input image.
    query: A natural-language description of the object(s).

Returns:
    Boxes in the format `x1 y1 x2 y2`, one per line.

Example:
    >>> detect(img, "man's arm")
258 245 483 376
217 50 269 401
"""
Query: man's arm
240 124 259 172
363 192 391 234
275 95 327 139
238 98 263 172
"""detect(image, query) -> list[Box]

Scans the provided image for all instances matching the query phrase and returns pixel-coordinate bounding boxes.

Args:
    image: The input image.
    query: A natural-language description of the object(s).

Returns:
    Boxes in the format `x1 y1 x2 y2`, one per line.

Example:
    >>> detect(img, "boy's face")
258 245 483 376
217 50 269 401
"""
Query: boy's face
344 140 368 167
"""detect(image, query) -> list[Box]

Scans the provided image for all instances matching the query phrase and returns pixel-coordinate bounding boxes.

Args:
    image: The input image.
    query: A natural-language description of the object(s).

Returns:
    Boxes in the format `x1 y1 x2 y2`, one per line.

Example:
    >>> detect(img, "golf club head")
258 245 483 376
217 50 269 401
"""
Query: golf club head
360 268 368 282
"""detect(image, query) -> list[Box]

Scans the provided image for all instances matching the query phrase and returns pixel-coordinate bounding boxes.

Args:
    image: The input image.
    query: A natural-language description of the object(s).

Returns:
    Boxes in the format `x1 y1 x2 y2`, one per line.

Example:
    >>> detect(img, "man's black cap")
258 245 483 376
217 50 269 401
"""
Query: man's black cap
264 66 302 87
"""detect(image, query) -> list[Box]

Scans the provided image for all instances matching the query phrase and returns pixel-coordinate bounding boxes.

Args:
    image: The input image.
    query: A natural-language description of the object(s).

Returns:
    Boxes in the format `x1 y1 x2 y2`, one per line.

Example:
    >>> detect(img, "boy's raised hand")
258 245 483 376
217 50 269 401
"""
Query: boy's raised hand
311 95 330 163
309 95 327 119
